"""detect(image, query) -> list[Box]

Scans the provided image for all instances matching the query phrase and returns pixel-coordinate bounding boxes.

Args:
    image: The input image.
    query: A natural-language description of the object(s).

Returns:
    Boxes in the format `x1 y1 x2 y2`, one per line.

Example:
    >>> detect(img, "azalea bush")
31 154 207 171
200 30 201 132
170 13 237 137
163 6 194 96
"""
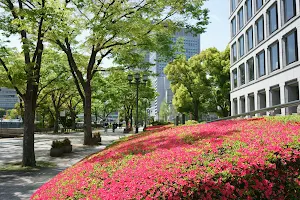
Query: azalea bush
32 117 300 199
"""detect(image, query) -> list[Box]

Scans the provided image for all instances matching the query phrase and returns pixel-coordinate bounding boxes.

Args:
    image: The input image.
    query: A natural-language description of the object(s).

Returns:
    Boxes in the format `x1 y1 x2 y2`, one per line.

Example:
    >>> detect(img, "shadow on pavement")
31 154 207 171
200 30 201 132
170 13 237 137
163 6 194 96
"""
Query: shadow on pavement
0 128 126 200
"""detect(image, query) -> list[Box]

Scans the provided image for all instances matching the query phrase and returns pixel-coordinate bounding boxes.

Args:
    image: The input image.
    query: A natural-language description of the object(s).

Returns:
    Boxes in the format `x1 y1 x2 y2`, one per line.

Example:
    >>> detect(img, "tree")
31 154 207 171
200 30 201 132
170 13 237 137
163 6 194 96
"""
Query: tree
165 46 231 121
49 0 209 144
165 55 211 121
5 108 18 119
193 47 230 117
0 1 65 166
103 70 156 129
159 99 171 122
0 108 5 118
66 96 82 130
35 50 80 132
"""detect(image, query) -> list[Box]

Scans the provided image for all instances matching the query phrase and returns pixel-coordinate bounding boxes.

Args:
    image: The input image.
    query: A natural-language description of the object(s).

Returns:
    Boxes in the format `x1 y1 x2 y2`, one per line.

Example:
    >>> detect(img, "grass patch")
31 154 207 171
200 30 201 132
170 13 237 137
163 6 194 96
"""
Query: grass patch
265 115 300 123
0 161 57 171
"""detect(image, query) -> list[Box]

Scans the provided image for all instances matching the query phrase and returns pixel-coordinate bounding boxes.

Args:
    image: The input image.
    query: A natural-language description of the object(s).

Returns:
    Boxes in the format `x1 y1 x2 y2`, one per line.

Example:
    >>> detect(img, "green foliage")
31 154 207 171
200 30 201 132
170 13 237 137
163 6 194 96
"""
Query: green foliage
5 109 18 119
164 54 211 120
265 115 300 123
165 46 231 120
197 47 230 117
51 140 64 148
151 121 170 126
0 108 5 118
63 138 71 146
180 134 197 144
159 99 171 122
185 120 198 125
103 70 156 126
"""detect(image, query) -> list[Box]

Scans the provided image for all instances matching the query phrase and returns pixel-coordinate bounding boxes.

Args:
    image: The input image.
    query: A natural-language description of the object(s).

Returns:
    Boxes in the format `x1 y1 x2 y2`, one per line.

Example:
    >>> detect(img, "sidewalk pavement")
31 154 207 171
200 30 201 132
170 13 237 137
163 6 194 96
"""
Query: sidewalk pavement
0 128 128 200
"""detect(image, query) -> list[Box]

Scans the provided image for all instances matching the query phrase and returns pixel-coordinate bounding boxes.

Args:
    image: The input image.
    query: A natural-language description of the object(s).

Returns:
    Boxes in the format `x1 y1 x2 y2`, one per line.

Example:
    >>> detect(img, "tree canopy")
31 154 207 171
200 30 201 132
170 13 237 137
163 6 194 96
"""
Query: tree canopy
164 46 230 121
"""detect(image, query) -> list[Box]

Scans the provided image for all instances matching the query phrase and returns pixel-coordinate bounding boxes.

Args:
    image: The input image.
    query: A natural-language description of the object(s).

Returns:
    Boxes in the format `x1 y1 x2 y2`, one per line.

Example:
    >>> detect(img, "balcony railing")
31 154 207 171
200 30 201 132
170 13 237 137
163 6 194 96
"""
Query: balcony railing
208 99 300 123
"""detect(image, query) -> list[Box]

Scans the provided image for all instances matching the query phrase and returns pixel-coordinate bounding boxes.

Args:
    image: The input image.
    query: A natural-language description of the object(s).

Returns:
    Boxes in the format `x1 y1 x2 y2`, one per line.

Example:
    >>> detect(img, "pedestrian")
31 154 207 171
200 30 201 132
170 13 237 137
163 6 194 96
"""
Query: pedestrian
104 122 108 133
112 122 116 132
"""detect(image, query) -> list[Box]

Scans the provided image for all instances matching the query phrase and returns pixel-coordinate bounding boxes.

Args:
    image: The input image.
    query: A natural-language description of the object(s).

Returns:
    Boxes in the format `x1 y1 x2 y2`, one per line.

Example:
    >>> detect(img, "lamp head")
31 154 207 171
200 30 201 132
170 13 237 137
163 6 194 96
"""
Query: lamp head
143 74 148 83
134 73 140 80
127 74 133 83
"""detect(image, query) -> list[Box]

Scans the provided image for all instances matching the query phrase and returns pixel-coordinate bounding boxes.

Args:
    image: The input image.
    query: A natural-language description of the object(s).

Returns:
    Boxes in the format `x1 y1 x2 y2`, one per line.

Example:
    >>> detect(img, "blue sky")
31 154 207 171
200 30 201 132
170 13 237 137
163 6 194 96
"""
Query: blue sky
201 0 230 51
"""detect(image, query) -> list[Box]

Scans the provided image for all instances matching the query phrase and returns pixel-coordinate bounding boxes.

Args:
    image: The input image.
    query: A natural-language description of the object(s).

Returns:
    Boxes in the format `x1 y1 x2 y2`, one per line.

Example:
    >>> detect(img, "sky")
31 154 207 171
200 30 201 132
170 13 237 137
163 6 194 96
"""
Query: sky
0 0 230 68
201 0 230 51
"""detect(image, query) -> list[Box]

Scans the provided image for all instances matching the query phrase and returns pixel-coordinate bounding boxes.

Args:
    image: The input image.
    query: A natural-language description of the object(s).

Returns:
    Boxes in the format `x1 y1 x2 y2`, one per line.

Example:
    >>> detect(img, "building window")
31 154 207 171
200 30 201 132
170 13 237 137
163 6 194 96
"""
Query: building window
285 30 298 65
231 17 236 38
256 16 264 44
268 3 278 35
231 0 237 13
256 0 263 11
246 26 253 51
239 35 244 58
239 64 245 85
257 50 265 77
233 69 238 88
283 0 296 23
269 41 279 72
232 42 237 63
238 7 244 30
246 0 253 21
247 58 255 82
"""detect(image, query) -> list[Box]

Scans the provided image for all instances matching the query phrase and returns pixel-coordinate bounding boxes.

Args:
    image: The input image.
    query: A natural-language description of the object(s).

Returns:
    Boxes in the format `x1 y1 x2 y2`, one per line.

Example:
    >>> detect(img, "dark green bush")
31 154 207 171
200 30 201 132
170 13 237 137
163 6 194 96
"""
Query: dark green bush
63 138 71 146
151 121 170 126
51 140 64 148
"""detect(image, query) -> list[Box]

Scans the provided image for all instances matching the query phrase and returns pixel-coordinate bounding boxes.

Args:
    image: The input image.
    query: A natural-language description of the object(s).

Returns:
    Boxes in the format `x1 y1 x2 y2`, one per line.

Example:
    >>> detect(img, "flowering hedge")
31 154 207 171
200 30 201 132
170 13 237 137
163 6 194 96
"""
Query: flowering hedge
32 118 300 199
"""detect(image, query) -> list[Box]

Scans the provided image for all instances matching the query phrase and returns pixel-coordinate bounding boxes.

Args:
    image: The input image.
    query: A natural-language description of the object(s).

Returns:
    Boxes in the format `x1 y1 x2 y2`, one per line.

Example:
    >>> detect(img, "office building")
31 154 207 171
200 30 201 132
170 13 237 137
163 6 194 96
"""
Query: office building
0 87 19 110
149 29 201 120
229 0 300 116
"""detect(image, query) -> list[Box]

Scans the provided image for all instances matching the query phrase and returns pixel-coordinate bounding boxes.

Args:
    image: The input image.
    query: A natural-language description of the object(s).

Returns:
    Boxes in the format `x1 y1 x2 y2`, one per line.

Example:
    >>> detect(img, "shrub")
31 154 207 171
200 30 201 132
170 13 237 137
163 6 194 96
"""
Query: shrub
62 138 71 146
93 132 101 138
185 120 198 125
51 140 63 148
151 121 170 126
266 115 300 123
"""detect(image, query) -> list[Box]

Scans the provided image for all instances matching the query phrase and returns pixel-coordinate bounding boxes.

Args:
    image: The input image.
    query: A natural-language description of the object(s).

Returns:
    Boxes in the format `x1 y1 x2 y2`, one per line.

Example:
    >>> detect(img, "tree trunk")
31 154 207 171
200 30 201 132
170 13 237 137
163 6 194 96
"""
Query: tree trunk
130 108 133 129
95 110 98 123
22 99 36 167
53 109 60 133
42 113 45 128
193 101 199 121
125 113 129 129
84 81 93 145
71 111 76 130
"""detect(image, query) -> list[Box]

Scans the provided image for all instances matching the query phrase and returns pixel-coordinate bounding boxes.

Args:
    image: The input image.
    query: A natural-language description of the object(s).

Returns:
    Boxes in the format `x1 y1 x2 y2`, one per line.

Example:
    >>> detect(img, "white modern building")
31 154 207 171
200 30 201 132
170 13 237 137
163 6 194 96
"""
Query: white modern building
0 87 18 110
148 29 201 120
229 0 300 116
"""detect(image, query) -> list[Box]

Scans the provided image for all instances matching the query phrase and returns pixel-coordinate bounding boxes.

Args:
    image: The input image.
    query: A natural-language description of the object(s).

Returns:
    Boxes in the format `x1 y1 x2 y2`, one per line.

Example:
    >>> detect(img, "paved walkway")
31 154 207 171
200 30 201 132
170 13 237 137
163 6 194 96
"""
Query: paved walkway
0 128 128 200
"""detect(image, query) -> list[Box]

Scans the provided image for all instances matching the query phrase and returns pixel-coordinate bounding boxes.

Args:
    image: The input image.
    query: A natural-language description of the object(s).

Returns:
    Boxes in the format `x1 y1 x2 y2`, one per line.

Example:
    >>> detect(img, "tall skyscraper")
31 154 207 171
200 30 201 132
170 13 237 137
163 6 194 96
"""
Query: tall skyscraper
148 29 201 120
229 0 300 116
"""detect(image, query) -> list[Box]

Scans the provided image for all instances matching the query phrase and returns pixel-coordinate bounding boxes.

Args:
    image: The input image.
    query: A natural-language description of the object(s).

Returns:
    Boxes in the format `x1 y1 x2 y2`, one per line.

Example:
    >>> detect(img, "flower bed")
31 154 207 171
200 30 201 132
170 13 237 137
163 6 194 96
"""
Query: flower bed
32 117 300 199
144 125 170 132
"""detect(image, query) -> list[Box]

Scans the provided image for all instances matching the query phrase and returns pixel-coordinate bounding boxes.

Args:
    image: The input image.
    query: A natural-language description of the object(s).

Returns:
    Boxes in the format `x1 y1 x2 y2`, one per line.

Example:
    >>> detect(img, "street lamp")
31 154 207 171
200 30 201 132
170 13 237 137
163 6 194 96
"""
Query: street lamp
128 72 148 133
142 98 148 130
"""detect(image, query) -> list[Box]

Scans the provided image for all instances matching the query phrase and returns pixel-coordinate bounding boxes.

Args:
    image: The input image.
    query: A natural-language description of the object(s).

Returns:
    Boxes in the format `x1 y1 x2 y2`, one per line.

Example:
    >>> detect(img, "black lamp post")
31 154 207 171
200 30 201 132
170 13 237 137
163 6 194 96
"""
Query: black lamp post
128 73 148 133
143 99 148 130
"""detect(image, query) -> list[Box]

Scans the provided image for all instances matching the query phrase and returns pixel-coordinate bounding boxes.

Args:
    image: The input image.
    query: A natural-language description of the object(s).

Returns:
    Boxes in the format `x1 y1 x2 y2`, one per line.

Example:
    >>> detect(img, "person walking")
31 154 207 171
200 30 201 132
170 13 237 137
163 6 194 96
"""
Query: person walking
104 122 108 133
